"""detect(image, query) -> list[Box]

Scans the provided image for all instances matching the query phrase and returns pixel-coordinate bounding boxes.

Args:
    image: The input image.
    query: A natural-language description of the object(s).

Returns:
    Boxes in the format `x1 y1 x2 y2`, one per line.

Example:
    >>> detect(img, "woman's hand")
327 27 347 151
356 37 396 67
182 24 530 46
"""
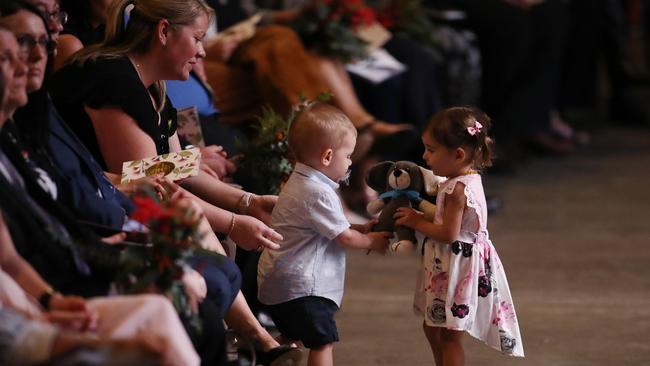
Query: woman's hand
247 195 277 226
182 269 207 313
394 207 424 229
229 214 282 251
200 145 236 181
118 175 180 200
45 294 98 331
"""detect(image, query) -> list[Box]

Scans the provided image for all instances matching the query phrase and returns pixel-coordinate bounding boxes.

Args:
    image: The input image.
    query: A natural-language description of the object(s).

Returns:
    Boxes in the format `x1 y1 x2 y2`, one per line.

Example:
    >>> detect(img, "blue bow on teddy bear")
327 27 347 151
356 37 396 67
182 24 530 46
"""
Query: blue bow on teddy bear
365 161 444 253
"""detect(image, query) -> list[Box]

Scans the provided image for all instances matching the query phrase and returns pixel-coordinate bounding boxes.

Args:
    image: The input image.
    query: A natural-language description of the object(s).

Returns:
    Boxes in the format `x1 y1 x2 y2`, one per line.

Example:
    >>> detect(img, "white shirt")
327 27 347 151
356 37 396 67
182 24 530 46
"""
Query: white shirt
258 163 350 307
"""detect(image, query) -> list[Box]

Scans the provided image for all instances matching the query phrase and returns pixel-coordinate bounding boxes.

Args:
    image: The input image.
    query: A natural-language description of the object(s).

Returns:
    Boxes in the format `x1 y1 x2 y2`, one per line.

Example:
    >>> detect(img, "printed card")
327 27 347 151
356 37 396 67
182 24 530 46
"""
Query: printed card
120 147 202 184
176 106 205 147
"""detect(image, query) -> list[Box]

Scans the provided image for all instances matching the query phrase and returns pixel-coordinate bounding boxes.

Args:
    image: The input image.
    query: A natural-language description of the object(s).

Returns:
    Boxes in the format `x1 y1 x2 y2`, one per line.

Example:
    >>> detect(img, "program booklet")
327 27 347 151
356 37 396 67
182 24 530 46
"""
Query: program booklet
120 147 202 184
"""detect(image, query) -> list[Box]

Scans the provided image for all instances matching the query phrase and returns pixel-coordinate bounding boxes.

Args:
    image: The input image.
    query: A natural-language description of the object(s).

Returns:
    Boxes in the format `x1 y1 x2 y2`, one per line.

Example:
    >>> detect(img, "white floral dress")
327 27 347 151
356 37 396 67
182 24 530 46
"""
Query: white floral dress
413 174 524 357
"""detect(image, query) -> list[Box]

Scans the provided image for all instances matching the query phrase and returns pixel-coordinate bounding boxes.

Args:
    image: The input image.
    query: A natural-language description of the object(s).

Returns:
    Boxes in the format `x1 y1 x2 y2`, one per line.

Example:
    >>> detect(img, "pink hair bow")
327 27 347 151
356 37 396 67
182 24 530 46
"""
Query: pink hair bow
467 121 483 136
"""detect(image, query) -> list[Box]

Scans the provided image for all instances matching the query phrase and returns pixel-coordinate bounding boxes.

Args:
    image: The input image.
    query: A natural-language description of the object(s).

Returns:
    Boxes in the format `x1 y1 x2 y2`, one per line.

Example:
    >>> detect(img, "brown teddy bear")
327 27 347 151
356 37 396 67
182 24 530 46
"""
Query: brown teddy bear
365 161 444 253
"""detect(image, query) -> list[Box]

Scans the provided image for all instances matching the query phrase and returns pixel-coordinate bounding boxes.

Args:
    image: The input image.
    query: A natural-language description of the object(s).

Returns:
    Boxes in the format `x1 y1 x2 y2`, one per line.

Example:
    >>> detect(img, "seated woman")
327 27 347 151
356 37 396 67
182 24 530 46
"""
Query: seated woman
0 211 200 366
2 3 300 365
50 0 285 252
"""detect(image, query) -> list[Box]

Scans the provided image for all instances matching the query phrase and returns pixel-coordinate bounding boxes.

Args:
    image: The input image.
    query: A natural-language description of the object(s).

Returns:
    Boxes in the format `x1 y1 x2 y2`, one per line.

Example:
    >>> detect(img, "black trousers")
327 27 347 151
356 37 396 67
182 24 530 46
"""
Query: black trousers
464 0 569 145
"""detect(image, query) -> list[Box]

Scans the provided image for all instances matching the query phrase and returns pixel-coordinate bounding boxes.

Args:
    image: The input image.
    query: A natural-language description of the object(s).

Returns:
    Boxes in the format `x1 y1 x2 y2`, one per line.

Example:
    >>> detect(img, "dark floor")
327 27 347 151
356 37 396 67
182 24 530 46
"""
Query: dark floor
328 127 650 365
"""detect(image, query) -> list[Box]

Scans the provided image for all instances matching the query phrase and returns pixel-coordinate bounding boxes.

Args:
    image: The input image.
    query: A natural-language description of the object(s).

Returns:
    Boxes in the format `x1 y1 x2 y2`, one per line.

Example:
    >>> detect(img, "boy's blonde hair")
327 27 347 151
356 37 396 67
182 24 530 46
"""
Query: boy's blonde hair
288 102 357 164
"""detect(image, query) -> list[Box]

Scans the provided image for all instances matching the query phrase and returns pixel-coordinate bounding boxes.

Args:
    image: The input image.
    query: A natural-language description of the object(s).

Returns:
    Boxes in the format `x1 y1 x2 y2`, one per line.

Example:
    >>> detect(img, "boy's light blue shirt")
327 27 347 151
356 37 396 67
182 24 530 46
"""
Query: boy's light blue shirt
258 163 350 307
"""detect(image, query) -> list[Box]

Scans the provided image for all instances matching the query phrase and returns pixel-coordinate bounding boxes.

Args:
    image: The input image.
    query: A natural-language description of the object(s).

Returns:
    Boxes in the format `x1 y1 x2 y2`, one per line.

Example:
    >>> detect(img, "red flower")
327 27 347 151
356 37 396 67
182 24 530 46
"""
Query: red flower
351 7 375 27
131 196 163 224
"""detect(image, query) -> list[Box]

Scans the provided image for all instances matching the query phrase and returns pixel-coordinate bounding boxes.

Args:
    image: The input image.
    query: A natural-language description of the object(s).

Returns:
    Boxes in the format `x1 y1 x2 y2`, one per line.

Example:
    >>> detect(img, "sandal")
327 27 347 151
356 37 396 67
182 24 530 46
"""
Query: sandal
256 344 303 366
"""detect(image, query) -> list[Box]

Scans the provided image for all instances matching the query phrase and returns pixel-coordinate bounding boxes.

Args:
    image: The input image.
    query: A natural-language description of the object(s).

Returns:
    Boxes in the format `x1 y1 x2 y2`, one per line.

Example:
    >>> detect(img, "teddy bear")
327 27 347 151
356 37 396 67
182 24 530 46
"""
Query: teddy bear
365 160 444 253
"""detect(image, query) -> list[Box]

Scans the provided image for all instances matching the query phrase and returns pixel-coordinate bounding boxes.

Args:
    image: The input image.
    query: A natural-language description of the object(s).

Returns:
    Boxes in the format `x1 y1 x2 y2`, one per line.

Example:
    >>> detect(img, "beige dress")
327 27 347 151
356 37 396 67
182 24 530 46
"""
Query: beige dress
0 268 200 366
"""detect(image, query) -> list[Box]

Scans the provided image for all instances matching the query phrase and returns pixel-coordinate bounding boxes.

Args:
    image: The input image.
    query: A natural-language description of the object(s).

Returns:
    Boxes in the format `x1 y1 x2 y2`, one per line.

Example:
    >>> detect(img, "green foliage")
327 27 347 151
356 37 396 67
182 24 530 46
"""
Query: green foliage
237 93 333 195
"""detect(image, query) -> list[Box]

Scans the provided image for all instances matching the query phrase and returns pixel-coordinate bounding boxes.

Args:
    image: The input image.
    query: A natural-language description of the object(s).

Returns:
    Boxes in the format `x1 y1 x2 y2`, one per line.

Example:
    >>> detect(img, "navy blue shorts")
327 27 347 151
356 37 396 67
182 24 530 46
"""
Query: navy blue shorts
267 296 339 349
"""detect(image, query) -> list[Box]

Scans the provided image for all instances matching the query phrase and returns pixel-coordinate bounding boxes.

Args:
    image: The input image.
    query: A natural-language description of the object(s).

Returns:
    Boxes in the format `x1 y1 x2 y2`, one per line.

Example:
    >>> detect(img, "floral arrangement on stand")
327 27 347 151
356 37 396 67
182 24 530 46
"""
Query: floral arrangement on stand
370 0 442 61
114 190 204 333
293 0 377 62
237 93 332 195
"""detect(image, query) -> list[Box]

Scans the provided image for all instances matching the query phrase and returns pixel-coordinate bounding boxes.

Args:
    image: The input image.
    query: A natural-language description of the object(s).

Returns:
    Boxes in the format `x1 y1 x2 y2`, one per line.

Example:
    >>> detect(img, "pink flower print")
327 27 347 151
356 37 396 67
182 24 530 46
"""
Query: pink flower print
429 272 448 298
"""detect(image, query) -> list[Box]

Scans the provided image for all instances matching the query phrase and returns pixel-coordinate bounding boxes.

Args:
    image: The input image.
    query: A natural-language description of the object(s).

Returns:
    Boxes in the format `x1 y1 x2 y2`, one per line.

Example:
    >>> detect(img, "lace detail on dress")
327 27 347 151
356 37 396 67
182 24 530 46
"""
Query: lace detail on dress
439 175 485 229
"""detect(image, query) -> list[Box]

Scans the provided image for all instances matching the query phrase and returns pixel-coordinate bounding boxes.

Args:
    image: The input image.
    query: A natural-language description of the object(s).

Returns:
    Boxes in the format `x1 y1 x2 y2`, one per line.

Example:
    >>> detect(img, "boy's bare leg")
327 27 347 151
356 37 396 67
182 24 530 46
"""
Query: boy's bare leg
308 343 334 366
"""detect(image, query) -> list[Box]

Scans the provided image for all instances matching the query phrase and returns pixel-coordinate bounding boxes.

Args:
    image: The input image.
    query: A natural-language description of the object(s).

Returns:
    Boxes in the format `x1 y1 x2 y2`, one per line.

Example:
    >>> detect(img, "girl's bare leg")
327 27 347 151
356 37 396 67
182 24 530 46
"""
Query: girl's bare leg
440 328 464 366
423 323 443 366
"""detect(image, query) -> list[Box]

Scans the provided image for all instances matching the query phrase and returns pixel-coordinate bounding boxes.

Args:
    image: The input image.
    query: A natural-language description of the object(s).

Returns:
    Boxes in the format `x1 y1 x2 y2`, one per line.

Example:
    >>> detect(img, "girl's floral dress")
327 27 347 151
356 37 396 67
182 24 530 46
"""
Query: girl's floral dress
413 174 524 357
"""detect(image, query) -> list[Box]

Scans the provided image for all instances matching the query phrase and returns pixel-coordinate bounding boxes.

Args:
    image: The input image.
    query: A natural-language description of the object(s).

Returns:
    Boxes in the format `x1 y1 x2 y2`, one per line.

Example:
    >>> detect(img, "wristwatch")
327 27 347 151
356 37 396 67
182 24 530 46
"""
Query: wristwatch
38 288 55 309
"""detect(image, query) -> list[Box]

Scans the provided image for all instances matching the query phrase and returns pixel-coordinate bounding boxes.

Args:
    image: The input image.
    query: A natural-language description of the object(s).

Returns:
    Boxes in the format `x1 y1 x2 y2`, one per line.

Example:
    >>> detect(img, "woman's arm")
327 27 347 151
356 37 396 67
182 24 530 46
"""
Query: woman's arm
0 215 52 300
85 106 158 174
169 134 277 226
89 118 282 250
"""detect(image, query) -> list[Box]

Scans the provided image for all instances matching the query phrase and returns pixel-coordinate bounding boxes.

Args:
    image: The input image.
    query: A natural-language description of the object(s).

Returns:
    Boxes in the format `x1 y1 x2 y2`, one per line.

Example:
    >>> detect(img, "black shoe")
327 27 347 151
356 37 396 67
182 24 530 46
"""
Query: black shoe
256 345 303 366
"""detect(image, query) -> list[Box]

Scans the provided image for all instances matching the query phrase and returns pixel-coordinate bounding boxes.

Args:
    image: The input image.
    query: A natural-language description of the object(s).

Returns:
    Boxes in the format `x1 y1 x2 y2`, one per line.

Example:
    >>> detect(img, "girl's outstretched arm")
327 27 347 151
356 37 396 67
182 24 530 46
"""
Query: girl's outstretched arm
394 183 466 244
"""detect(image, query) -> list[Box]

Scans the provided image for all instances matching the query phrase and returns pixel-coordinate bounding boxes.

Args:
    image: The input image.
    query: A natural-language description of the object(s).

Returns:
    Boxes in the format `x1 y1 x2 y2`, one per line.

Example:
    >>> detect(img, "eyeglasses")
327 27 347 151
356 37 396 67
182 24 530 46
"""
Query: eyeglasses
43 9 68 26
16 35 57 55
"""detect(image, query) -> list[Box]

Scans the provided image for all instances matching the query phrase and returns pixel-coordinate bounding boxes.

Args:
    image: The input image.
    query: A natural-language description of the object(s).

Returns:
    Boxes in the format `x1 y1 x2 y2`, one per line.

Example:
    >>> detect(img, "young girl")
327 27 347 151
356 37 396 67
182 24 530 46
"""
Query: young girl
394 106 524 364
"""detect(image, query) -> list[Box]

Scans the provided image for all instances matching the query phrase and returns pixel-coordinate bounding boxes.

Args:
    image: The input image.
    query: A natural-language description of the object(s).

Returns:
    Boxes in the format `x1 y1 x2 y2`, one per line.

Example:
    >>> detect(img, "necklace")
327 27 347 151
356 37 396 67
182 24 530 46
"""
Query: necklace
128 55 162 125
461 170 478 176
129 56 144 81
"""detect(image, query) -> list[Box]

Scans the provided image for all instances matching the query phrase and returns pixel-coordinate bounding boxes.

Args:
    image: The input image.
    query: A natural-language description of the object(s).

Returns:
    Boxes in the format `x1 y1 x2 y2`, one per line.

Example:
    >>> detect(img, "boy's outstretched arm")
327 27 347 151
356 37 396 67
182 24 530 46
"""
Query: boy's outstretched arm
336 229 391 254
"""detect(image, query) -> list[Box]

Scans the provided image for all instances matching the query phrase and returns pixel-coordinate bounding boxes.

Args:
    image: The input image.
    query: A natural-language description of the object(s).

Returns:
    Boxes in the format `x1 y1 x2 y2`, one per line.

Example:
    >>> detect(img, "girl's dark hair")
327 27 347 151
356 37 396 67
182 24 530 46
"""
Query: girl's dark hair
0 0 54 152
425 106 494 170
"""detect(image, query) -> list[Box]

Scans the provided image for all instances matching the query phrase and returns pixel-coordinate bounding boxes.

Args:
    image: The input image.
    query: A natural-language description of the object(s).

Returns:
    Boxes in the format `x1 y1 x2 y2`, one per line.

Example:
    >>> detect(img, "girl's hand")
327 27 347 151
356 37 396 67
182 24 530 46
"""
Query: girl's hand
229 214 283 251
248 195 278 226
394 207 424 228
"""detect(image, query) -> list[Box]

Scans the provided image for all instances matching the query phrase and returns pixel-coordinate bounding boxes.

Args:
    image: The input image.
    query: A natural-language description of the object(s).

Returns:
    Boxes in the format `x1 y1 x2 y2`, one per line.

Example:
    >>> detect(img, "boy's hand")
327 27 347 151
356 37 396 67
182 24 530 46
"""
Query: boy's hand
367 231 392 255
353 218 378 234
393 207 424 228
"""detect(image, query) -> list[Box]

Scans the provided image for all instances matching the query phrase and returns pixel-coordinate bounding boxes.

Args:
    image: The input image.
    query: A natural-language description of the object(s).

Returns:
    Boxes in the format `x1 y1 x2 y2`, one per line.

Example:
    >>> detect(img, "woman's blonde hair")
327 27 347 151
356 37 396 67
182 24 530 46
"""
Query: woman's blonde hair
71 0 214 110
